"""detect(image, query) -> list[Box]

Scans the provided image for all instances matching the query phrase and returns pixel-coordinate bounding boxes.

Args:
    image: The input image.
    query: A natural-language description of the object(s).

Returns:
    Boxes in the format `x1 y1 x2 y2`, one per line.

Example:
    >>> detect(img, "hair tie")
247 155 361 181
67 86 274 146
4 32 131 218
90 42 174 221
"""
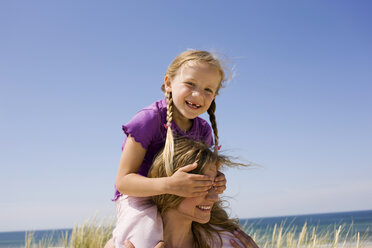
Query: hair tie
214 145 222 151
163 123 172 129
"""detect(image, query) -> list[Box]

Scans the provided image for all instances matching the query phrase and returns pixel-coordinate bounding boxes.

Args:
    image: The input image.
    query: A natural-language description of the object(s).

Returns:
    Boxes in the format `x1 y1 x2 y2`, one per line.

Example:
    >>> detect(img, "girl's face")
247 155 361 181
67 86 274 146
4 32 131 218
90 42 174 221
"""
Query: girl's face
174 163 219 224
164 61 221 122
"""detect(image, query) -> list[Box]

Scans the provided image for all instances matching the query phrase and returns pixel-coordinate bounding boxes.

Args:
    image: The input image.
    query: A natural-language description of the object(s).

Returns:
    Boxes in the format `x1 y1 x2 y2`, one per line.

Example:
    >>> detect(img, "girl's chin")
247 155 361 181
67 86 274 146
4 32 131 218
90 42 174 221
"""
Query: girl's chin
183 107 202 118
175 110 198 122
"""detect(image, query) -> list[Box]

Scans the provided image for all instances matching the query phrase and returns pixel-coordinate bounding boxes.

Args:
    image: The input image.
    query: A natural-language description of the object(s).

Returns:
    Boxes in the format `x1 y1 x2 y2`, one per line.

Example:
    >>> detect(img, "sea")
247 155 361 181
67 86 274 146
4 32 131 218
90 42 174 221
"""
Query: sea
1 210 371 247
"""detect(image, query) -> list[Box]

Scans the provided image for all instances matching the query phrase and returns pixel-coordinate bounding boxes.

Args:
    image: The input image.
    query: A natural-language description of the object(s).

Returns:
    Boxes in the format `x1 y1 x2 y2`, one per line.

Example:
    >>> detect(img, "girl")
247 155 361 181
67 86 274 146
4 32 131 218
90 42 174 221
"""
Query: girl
113 50 228 247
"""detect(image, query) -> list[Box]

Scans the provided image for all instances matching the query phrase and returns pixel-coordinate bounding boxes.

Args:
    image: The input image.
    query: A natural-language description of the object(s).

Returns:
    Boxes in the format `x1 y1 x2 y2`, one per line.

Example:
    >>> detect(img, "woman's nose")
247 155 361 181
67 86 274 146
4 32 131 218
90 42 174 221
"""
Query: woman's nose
206 187 218 202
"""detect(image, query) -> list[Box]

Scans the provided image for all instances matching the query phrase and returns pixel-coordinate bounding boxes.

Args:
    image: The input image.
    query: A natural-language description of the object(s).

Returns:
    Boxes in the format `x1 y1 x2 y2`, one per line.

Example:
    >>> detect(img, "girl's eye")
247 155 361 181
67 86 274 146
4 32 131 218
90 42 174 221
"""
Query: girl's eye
205 88 214 94
186 82 194 86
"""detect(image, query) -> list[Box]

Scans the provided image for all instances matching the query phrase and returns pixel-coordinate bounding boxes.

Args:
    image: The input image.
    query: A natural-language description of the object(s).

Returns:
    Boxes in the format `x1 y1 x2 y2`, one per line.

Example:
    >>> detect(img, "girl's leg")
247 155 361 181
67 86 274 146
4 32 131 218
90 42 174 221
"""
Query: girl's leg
112 195 163 248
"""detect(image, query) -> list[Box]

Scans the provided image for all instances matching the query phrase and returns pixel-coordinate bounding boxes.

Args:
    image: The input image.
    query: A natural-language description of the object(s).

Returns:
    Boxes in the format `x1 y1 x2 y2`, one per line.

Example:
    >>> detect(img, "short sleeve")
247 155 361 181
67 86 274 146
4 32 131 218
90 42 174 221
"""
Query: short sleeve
220 231 245 248
122 108 161 150
207 227 245 248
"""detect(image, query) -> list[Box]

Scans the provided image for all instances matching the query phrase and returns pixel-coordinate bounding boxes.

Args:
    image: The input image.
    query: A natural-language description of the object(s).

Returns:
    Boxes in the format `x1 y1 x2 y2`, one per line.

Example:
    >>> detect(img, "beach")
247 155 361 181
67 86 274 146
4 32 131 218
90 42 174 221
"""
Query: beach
1 210 371 247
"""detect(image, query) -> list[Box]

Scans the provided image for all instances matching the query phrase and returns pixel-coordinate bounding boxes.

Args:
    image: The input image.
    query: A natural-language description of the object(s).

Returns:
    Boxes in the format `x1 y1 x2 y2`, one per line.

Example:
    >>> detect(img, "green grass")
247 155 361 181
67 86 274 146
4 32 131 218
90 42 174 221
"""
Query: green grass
24 217 370 247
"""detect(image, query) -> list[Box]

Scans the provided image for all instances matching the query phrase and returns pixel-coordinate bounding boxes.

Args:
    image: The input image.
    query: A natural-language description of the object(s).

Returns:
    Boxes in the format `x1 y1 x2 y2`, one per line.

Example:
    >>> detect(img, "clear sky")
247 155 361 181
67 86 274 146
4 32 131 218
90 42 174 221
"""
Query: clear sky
1 0 371 232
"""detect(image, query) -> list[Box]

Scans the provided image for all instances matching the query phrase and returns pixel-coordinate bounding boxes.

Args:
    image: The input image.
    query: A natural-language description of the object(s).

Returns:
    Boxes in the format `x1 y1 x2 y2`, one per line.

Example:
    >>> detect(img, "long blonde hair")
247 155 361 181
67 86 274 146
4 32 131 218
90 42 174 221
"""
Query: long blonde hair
149 138 248 248
161 50 228 176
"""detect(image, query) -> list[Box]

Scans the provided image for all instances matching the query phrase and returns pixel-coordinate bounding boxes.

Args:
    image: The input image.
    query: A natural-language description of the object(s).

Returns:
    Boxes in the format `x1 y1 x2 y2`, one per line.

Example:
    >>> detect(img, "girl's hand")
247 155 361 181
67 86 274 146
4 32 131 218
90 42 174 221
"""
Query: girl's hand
166 162 213 197
214 171 227 194
230 229 259 248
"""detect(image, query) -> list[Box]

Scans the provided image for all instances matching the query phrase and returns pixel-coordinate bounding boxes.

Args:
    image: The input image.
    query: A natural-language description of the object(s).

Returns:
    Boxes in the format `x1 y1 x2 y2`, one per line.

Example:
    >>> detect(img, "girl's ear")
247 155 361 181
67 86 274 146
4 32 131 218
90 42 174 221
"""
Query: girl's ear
164 75 172 93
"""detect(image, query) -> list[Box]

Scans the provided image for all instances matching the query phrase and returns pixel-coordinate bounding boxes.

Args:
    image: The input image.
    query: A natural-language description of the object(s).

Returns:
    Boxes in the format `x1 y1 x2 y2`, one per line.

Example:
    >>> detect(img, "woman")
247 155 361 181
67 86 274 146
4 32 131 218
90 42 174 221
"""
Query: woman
106 138 258 248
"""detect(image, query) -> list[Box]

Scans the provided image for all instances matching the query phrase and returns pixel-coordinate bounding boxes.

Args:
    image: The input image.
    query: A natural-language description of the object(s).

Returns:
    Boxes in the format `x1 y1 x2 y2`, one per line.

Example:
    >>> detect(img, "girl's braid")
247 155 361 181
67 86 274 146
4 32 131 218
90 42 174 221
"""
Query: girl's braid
207 100 219 149
163 92 175 176
166 92 173 126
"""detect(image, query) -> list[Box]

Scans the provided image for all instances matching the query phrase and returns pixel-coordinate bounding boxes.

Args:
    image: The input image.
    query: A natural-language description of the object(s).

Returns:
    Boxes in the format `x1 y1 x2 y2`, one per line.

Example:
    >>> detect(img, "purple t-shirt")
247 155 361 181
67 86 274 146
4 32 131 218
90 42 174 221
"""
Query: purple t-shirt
113 98 214 201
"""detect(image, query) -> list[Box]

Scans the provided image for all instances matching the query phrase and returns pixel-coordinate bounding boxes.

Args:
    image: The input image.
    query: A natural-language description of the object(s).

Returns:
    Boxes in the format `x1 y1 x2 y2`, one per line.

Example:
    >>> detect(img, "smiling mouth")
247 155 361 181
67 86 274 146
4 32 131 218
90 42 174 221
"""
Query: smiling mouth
196 205 211 211
186 101 201 109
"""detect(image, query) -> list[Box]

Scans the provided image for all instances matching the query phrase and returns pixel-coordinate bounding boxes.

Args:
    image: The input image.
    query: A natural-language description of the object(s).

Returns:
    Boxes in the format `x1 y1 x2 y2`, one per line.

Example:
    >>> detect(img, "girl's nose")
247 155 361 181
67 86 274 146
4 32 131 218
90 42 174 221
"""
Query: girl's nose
191 88 203 97
206 187 218 202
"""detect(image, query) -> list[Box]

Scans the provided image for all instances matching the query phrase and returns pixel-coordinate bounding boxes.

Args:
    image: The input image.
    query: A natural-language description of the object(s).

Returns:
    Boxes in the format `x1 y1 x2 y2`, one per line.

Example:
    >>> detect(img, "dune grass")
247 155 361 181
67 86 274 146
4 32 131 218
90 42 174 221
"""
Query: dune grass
24 217 370 247
24 216 115 248
242 220 370 248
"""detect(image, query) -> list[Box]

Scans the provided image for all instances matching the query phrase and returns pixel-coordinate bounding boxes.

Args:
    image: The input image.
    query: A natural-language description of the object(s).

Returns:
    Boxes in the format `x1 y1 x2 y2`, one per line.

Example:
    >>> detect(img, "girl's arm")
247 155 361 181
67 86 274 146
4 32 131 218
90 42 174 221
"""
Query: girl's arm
115 135 213 197
115 135 168 197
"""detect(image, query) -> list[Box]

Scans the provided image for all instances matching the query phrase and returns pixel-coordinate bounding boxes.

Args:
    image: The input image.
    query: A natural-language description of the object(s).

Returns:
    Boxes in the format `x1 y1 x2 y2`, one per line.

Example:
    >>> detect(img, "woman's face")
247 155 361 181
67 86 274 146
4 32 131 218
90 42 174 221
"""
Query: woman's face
176 163 219 224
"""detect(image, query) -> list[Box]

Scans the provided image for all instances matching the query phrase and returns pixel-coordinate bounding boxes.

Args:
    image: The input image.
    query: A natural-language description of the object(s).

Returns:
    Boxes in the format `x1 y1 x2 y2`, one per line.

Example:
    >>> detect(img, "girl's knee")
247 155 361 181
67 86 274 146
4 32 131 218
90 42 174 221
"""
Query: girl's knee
104 238 115 248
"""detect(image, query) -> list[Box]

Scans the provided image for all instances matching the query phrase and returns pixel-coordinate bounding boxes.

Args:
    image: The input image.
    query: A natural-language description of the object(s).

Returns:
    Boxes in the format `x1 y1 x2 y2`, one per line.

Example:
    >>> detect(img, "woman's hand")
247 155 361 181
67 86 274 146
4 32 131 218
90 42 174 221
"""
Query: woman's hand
166 162 213 197
230 229 259 248
214 171 227 194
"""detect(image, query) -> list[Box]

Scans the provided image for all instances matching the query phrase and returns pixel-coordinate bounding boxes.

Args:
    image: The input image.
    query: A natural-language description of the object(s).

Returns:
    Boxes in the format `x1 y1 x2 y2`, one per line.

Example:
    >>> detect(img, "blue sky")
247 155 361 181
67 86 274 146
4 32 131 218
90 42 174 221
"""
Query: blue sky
1 0 371 232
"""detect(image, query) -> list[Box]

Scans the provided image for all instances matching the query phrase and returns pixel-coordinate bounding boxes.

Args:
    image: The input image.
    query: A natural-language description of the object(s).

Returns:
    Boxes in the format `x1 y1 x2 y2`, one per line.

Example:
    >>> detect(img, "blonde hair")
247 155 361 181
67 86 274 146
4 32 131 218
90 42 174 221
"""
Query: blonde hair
162 50 228 176
149 138 248 248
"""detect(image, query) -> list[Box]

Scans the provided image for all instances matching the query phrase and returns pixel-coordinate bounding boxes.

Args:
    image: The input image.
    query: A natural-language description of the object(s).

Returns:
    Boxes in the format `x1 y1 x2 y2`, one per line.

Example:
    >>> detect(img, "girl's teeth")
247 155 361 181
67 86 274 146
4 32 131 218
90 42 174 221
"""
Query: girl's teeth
186 101 201 108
